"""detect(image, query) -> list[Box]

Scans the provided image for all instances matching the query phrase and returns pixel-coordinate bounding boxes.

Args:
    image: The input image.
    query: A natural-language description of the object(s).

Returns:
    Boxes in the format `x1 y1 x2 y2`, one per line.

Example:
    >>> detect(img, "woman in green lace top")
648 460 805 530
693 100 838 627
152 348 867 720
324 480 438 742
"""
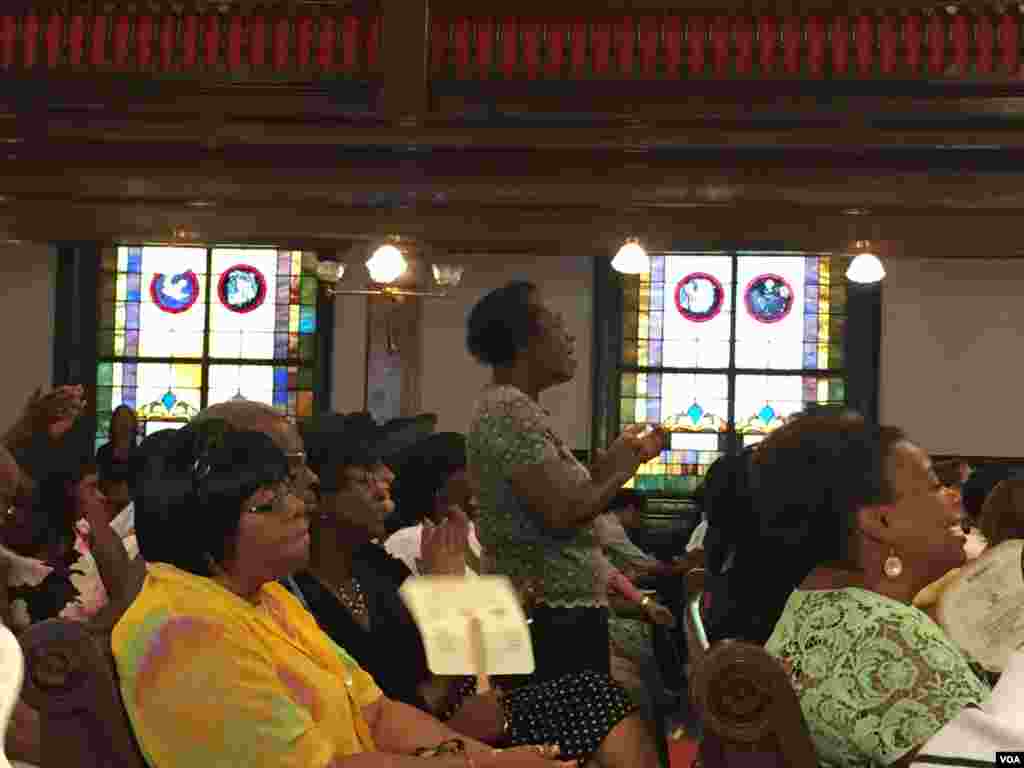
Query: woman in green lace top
734 414 988 768
465 281 666 684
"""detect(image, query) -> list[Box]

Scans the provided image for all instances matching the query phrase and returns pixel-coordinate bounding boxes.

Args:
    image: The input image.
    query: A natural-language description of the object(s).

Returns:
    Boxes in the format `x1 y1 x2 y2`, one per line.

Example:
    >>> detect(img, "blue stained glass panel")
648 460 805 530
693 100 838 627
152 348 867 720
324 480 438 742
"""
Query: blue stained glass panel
299 306 316 334
274 333 288 358
126 273 142 301
273 390 288 407
126 248 142 273
126 304 140 330
274 367 288 390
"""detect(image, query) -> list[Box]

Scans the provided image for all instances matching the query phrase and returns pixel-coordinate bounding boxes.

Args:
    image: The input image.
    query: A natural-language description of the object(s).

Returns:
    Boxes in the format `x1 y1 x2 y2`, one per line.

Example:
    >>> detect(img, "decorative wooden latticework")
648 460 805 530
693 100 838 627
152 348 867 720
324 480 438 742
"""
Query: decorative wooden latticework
429 12 1024 79
0 9 381 74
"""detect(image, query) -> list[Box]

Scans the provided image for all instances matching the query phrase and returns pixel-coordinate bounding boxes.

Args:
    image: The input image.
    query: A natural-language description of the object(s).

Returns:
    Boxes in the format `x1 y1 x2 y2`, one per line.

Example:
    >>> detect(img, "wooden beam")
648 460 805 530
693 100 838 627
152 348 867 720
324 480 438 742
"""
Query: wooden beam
2 198 1023 259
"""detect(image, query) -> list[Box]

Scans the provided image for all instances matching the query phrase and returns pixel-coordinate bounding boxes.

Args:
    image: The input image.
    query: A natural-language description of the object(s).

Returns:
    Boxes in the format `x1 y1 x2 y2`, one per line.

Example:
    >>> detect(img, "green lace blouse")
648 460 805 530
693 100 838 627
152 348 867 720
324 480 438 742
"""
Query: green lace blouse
466 385 606 609
766 588 989 768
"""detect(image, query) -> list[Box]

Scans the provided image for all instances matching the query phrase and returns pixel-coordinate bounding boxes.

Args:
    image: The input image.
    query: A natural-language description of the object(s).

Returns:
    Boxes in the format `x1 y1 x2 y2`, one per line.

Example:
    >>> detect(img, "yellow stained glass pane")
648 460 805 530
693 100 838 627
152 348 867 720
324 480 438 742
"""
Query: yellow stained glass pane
636 373 647 396
115 304 126 330
624 478 635 489
117 247 128 272
634 399 646 422
116 275 127 302
174 364 203 390
818 379 829 402
292 251 303 275
637 311 649 339
637 339 649 366
114 333 125 356
290 305 300 334
818 313 828 343
819 260 830 283
112 364 123 387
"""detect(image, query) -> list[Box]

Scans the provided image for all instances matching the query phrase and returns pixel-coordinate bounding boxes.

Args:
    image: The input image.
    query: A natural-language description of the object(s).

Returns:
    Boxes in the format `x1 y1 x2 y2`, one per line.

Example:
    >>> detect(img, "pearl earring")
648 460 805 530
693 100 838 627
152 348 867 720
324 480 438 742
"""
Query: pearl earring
883 550 903 579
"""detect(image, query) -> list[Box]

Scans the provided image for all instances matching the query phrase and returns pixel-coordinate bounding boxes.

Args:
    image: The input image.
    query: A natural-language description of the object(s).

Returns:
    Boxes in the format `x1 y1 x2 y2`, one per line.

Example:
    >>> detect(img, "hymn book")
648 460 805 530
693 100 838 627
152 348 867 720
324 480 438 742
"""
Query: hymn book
938 539 1024 675
399 576 535 684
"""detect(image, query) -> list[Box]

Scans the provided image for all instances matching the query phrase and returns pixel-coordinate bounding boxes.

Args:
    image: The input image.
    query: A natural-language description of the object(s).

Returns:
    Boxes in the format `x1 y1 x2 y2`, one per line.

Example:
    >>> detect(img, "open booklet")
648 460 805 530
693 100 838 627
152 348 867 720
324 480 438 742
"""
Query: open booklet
937 539 1024 675
399 576 535 685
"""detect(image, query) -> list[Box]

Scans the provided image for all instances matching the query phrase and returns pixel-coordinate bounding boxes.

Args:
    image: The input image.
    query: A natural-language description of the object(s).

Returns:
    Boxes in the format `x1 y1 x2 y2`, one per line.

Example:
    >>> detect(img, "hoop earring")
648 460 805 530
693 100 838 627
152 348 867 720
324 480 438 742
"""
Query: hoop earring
883 549 903 579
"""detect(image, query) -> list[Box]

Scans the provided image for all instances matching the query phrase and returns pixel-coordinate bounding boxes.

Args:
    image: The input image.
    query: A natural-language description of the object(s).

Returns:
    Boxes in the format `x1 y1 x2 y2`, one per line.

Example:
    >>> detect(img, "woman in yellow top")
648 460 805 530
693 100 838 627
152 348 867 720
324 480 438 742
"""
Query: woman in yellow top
112 420 570 768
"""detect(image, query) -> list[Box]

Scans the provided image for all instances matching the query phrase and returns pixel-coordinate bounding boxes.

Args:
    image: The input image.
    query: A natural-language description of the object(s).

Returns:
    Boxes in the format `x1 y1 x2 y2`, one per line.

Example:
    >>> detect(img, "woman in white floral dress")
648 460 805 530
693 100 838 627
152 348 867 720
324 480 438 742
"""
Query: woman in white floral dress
731 414 989 768
465 280 666 684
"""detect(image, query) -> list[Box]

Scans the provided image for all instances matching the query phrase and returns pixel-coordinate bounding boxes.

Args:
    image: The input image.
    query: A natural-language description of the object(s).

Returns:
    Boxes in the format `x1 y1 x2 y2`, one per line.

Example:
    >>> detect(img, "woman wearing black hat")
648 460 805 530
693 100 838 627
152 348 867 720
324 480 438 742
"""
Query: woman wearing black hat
290 416 660 768
465 282 666 684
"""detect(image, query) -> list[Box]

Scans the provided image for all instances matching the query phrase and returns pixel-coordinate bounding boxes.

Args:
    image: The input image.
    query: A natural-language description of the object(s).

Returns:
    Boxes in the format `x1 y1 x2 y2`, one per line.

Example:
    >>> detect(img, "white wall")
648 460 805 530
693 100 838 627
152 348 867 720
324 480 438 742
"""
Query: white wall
419 256 594 450
880 259 1024 457
331 293 367 413
0 244 55 428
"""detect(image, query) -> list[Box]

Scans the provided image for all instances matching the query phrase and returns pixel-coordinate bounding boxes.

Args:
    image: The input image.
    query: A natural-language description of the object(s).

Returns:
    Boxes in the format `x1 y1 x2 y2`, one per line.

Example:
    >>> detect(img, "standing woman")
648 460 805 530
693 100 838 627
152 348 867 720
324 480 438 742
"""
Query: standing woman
466 281 665 683
95 405 138 484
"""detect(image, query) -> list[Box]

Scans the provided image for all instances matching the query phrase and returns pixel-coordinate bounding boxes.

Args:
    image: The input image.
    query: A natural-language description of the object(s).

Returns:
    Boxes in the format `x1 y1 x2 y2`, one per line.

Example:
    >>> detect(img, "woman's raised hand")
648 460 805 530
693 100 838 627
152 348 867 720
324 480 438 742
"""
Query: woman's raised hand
420 505 471 576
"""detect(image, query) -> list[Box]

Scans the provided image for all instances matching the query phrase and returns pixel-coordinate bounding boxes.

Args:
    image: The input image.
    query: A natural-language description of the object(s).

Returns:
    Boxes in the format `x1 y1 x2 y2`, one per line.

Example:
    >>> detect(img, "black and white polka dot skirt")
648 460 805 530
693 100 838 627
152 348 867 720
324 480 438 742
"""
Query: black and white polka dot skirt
501 671 636 760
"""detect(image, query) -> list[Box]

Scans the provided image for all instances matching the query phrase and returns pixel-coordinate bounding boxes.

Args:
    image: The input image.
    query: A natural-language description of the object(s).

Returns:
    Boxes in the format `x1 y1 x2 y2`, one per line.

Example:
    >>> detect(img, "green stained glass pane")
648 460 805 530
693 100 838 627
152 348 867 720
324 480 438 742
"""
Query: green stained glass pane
96 387 113 412
297 367 314 389
300 276 317 305
98 326 114 354
830 284 847 312
621 373 636 396
620 398 634 423
829 315 845 339
829 379 846 402
299 334 316 362
96 411 112 435
829 344 843 367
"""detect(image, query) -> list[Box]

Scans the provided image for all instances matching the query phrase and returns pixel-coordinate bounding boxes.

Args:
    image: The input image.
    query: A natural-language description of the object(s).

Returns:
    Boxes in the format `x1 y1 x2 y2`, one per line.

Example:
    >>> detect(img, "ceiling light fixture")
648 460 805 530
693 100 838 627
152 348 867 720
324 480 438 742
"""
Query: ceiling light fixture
845 240 886 284
611 238 649 275
365 243 408 284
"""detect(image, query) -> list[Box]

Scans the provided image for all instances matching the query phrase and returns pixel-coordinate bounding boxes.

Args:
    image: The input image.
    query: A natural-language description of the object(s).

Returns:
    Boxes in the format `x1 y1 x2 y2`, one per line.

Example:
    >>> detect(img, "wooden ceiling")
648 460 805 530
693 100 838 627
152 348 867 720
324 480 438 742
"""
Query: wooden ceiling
4 0 1024 258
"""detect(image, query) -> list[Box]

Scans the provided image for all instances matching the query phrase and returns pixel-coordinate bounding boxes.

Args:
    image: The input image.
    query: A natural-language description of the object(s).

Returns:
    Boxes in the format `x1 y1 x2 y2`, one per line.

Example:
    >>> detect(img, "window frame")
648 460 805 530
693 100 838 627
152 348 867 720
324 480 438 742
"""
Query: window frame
591 249 882 502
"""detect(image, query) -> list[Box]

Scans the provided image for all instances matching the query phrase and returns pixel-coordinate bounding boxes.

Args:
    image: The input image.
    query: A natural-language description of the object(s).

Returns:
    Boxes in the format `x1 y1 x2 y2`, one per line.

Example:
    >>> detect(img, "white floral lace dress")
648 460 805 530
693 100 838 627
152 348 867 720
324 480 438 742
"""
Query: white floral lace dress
765 587 989 768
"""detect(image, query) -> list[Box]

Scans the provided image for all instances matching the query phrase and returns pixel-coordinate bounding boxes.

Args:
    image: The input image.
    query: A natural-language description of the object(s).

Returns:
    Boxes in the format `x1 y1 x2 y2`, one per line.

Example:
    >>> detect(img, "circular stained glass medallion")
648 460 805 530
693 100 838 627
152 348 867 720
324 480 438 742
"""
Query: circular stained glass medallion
673 272 724 323
218 264 267 314
150 270 199 314
744 273 794 324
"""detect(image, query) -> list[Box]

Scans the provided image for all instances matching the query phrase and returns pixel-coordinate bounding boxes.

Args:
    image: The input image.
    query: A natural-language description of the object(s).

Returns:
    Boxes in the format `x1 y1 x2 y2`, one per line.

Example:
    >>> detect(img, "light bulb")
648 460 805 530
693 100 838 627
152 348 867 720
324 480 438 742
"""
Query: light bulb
315 260 346 283
611 240 649 275
845 243 886 284
431 264 464 288
366 244 408 284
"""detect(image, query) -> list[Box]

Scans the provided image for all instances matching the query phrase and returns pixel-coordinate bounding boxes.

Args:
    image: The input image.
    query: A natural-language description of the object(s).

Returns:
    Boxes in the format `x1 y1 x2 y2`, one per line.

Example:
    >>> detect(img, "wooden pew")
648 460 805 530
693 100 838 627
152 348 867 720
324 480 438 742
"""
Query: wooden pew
684 569 817 768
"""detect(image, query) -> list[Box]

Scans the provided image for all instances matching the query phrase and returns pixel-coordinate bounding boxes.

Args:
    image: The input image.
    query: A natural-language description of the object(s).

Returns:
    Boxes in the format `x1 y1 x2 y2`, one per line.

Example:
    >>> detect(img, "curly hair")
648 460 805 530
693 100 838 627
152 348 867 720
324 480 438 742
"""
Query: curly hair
466 280 539 366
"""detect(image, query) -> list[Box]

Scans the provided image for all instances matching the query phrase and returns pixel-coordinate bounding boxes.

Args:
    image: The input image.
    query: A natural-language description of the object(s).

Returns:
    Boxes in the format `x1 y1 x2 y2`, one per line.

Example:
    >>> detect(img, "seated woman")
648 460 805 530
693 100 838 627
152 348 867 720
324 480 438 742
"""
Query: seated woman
731 414 988 768
114 419 571 768
286 415 658 768
978 477 1024 547
384 433 483 577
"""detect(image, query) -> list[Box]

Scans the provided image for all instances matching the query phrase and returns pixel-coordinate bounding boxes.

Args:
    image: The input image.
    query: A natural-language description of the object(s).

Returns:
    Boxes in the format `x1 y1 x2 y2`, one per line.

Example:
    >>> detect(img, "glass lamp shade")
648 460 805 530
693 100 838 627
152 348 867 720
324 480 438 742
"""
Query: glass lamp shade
366 244 408 284
845 251 886 284
431 264 464 288
315 260 346 283
611 241 650 275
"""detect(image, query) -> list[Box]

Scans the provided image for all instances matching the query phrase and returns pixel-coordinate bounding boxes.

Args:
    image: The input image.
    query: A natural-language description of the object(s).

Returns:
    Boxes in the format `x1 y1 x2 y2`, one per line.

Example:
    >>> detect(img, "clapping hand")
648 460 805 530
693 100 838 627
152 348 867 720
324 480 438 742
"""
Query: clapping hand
420 505 470 576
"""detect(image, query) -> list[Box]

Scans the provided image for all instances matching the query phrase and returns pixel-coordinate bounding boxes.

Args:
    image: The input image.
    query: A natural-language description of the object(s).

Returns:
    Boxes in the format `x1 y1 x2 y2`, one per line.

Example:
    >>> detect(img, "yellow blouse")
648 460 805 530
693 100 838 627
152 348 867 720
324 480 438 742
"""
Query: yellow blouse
112 563 382 768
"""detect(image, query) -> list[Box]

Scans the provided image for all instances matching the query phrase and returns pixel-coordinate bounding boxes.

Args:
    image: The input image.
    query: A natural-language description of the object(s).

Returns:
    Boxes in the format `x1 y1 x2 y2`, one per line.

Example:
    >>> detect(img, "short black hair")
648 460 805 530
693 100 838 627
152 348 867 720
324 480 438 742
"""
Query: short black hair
708 415 906 644
134 420 288 576
466 280 538 367
389 433 467 530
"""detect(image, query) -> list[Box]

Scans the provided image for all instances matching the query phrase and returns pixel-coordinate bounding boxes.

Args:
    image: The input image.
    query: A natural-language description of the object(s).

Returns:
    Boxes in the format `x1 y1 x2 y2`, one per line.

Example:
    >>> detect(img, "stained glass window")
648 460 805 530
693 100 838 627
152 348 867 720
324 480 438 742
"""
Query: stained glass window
95 246 321 449
619 251 850 494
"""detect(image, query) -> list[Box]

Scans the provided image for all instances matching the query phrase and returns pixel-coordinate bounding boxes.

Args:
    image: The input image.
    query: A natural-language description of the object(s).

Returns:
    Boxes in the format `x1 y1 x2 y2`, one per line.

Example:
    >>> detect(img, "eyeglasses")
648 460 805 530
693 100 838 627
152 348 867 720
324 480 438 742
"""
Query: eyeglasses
249 480 298 515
